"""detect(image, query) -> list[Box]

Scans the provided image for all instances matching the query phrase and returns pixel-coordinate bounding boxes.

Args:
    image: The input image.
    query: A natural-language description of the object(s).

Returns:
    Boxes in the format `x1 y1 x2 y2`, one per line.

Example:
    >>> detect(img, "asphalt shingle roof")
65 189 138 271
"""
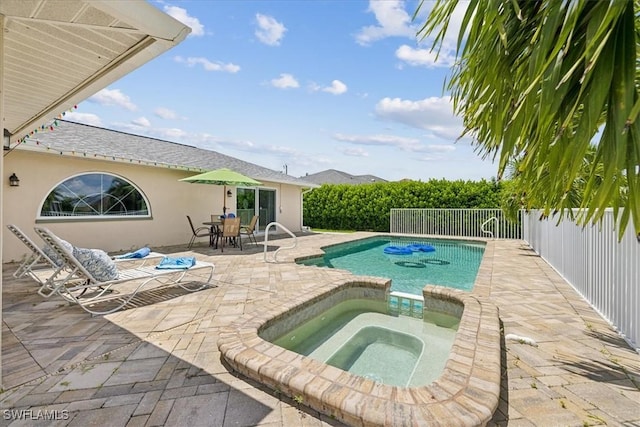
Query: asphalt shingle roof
301 169 387 185
17 120 318 187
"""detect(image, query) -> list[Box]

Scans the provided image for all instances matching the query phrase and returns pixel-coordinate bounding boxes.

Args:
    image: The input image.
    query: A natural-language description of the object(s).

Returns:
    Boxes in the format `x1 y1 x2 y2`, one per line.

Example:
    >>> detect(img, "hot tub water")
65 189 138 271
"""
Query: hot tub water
269 299 458 387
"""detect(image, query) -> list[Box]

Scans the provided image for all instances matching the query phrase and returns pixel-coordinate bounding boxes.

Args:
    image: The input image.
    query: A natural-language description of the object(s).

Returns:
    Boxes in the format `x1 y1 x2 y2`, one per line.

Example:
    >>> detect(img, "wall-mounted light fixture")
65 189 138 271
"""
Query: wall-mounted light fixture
3 129 11 150
9 173 20 187
226 190 233 197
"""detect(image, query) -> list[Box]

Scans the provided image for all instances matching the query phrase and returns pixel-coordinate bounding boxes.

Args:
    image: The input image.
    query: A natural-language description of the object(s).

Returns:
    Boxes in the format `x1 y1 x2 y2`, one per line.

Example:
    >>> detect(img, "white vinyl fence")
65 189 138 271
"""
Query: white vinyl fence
389 207 639 351
389 208 522 239
524 210 639 351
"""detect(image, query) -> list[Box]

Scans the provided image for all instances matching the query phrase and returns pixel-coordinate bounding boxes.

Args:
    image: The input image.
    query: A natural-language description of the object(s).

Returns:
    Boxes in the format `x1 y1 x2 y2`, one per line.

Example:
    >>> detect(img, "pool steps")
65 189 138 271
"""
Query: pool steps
389 291 424 318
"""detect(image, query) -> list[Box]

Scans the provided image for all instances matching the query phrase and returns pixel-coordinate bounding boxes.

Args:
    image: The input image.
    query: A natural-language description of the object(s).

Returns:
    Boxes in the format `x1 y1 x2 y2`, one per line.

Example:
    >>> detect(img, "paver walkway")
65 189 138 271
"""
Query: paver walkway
1 232 638 426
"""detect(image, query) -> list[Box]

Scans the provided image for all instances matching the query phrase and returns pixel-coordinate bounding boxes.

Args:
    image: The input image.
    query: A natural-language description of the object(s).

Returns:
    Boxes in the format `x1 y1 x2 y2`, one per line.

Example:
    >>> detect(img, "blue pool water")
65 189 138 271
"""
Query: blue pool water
297 236 485 294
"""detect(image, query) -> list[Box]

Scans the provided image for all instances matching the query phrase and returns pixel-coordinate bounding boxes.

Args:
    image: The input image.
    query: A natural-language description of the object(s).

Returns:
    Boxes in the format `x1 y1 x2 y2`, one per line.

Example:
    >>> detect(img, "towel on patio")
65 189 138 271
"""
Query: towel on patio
155 256 196 270
114 247 151 259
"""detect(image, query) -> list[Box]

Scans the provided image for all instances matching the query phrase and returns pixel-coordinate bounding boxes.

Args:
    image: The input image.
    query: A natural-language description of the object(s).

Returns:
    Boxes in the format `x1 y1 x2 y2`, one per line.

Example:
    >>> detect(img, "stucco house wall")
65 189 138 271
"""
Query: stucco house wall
3 149 307 263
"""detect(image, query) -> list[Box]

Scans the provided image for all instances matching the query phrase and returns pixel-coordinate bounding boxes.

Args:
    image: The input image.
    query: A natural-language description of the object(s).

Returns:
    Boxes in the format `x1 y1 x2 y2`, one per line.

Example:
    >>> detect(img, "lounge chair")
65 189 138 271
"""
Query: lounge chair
7 224 61 287
240 215 259 246
7 224 161 294
34 227 215 315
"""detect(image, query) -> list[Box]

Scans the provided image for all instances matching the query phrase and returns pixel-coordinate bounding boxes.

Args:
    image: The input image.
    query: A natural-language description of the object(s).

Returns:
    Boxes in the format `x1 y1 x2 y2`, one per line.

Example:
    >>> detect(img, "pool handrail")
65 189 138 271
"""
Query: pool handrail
263 221 297 263
481 216 498 239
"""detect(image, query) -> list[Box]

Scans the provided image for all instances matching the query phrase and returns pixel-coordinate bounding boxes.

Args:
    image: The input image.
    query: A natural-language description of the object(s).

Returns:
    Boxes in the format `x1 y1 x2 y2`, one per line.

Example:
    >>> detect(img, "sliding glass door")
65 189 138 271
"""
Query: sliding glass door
236 188 255 225
236 187 276 231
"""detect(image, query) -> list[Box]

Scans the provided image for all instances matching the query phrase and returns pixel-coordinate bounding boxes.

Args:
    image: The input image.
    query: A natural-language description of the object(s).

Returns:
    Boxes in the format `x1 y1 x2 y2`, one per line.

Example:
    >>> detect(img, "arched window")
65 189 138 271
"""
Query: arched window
39 173 150 219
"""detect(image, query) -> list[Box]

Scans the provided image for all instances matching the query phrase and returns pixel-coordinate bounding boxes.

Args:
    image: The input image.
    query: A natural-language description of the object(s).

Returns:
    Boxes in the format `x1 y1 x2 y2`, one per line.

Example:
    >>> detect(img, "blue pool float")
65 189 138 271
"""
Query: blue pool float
406 244 436 253
383 246 413 255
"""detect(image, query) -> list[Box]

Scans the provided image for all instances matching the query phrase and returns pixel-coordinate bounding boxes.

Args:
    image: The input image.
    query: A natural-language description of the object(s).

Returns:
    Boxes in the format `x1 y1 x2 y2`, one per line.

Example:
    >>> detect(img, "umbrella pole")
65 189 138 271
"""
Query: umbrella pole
223 185 227 214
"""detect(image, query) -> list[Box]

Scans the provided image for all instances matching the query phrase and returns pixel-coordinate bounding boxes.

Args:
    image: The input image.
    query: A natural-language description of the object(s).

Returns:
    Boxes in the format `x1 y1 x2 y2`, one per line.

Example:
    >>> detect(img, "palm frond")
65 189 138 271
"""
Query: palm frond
417 0 640 238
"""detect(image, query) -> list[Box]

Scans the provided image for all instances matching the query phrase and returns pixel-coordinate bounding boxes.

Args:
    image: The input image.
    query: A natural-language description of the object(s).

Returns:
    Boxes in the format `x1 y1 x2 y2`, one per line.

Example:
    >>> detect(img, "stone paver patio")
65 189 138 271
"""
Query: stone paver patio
1 232 638 426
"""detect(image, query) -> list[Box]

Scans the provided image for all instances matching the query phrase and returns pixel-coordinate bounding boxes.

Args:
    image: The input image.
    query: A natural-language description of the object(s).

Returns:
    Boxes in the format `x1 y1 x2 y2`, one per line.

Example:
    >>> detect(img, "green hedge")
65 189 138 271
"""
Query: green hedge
303 179 503 231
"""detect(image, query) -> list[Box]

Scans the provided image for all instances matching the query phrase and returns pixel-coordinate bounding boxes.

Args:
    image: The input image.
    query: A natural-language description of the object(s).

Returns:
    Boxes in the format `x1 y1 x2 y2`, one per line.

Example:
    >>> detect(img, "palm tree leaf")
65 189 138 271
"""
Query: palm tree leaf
416 0 640 237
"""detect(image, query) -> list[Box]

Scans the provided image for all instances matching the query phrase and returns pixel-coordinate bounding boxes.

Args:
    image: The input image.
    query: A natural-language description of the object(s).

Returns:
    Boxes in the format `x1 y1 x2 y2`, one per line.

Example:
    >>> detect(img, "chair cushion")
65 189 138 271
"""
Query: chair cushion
72 247 119 281
42 239 73 267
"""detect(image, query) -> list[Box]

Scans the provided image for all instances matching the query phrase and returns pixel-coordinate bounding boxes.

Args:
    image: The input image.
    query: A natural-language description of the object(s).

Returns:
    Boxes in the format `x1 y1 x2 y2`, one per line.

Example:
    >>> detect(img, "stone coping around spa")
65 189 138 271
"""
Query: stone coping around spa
218 279 501 427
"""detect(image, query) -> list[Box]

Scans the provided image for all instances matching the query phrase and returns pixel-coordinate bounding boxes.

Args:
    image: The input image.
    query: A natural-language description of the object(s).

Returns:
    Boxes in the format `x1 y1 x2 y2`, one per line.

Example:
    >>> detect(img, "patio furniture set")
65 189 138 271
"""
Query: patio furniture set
187 214 259 251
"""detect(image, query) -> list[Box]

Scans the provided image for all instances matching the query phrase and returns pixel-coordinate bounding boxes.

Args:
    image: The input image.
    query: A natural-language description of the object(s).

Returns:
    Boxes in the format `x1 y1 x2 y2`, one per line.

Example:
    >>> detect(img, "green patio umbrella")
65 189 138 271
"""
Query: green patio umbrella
180 168 262 214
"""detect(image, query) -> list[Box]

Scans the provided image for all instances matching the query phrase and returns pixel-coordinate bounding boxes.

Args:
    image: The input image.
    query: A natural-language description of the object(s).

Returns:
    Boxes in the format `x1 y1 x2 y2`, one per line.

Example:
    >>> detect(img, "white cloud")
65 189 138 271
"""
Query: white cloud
418 155 445 162
64 112 103 127
374 96 465 140
89 89 137 111
110 122 260 153
255 14 287 46
263 145 301 155
188 133 255 151
155 127 190 140
334 133 425 152
395 44 456 68
425 144 456 153
227 141 332 172
164 5 205 37
323 80 348 95
340 147 369 157
270 73 299 89
174 56 241 73
132 117 151 127
118 125 256 152
355 0 416 46
412 144 456 162
409 1 470 64
154 107 177 120
105 121 332 178
112 122 190 142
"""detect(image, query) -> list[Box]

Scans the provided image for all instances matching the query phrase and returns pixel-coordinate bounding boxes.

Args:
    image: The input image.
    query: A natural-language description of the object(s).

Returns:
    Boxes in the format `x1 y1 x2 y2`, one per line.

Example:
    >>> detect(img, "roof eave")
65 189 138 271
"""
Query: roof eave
3 0 191 140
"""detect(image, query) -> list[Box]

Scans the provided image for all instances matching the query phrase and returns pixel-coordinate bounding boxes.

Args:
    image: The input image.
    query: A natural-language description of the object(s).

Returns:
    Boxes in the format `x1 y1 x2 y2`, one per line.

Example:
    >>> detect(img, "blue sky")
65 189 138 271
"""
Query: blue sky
66 0 496 182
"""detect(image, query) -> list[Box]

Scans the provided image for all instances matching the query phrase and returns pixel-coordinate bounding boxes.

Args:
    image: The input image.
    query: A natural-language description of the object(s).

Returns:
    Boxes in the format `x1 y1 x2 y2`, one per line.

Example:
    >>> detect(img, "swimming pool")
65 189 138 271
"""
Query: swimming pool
297 236 485 294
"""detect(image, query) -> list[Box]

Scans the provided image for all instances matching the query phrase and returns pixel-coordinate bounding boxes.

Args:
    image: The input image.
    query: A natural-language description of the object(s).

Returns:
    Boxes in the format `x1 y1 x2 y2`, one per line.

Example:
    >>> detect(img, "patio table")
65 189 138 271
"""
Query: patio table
202 221 222 248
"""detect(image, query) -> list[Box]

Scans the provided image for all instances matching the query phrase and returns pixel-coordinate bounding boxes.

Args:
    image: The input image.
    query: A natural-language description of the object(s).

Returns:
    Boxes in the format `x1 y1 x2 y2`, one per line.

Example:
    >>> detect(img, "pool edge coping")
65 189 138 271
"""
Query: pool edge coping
218 279 501 427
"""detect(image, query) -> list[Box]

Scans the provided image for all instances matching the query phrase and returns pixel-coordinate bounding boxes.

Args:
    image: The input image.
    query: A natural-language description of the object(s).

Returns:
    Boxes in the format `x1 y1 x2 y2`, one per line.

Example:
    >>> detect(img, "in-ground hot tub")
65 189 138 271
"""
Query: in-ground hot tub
218 279 501 426
267 297 459 388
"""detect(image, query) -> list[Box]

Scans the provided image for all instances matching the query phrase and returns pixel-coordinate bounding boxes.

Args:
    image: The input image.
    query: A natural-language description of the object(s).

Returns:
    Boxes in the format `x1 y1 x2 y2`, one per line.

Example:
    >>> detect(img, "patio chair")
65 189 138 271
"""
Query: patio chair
239 215 259 246
220 217 242 252
34 227 215 316
7 224 61 287
187 215 218 248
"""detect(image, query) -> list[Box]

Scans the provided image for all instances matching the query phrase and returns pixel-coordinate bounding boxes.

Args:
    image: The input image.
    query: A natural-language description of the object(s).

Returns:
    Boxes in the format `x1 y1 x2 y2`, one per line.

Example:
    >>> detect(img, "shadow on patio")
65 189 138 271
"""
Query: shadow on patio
1 258 343 426
3 233 639 426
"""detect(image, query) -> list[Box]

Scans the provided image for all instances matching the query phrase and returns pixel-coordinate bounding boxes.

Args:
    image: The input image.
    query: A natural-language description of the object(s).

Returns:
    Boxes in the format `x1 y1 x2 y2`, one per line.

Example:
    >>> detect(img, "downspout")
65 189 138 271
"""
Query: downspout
301 187 315 231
